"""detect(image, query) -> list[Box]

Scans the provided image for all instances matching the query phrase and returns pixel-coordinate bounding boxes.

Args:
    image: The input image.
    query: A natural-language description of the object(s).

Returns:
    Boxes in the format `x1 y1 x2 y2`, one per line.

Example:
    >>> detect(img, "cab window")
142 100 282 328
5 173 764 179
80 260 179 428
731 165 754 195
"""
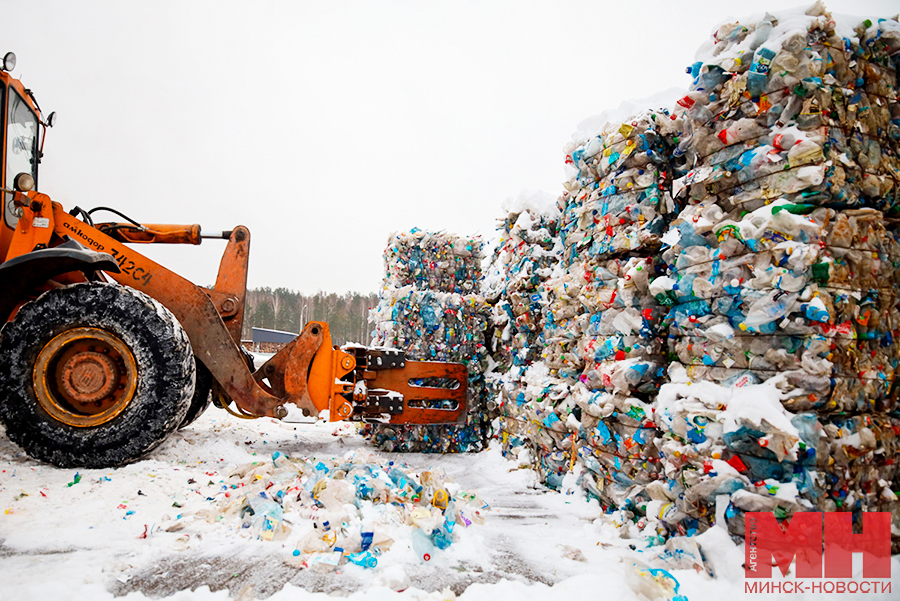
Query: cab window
5 88 38 228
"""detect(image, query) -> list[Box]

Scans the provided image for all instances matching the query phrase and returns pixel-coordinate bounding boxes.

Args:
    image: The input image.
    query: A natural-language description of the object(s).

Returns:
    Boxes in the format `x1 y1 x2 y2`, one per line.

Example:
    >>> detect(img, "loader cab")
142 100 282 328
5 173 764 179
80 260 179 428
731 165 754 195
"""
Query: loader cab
0 52 44 261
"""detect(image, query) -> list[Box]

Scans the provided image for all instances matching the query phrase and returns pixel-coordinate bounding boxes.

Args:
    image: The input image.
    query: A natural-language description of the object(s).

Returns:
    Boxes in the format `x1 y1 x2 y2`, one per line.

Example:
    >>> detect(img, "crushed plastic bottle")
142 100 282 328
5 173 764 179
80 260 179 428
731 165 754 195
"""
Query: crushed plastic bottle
625 560 689 601
346 549 378 569
246 492 285 542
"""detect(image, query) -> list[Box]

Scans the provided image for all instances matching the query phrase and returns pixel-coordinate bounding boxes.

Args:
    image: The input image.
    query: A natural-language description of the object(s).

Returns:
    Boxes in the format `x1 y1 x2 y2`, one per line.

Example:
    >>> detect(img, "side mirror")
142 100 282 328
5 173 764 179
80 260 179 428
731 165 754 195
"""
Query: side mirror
46 112 57 128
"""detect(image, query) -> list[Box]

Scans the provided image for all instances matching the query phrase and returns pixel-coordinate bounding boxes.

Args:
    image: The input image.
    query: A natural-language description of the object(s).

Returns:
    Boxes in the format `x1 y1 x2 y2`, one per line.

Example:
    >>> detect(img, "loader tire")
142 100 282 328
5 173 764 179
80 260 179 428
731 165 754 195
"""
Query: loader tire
179 359 212 429
0 282 194 468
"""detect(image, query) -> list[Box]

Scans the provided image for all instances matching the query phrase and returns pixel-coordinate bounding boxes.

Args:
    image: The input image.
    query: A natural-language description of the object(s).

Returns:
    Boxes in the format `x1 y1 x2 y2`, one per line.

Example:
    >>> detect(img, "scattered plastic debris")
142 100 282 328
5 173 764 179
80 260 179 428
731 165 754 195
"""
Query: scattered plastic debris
202 450 487 570
626 560 689 601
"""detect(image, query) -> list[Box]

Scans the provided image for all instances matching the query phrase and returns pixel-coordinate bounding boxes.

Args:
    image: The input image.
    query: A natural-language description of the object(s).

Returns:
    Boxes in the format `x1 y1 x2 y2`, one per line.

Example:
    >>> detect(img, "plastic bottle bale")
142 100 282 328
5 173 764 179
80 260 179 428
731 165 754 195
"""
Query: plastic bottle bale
654 201 830 394
496 364 570 461
817 414 900 517
650 365 816 534
496 379 542 456
559 111 681 266
541 270 588 380
496 383 528 455
370 289 490 363
699 13 899 214
383 230 484 294
573 255 669 397
497 369 583 490
484 204 562 371
655 190 900 413
576 389 663 482
367 230 492 453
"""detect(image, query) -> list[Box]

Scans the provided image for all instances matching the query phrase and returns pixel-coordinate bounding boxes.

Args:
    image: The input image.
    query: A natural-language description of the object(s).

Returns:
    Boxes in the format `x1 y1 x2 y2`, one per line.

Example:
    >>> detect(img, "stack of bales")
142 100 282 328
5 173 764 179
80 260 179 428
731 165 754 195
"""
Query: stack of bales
649 5 900 536
546 107 683 391
482 192 563 476
484 192 561 371
490 4 900 542
499 108 684 493
366 229 492 452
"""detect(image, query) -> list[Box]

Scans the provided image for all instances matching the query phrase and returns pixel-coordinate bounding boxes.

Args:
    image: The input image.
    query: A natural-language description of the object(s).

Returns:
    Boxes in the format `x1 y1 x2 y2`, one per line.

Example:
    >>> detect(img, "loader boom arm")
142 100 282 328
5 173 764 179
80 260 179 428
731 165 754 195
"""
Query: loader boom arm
45 203 287 416
6 192 467 425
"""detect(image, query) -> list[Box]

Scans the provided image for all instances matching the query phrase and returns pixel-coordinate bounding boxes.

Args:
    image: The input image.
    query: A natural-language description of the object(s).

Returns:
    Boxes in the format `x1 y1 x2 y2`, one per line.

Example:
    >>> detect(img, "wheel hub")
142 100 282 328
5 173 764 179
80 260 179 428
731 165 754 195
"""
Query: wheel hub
33 327 138 427
60 351 119 403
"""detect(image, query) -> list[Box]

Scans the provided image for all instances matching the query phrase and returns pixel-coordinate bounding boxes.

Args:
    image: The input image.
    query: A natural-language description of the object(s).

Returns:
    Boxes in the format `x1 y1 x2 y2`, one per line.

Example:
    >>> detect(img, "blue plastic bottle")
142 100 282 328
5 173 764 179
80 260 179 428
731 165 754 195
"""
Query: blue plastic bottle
411 528 434 561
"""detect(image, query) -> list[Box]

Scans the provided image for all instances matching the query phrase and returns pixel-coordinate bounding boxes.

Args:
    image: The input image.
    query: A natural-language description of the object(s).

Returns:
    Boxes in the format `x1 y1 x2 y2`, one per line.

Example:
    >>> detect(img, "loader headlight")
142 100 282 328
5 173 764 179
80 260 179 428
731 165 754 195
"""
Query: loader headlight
14 173 34 192
2 52 16 72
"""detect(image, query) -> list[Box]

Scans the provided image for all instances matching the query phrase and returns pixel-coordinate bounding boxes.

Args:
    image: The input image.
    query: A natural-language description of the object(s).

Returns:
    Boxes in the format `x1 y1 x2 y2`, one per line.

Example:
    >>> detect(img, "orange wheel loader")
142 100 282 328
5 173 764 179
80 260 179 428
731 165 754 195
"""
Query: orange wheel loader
0 53 467 468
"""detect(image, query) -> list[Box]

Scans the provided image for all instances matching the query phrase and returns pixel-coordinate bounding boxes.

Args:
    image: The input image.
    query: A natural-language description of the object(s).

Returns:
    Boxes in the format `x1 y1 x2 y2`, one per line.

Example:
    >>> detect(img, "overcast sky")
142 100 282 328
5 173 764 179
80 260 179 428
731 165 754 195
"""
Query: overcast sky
4 1 897 293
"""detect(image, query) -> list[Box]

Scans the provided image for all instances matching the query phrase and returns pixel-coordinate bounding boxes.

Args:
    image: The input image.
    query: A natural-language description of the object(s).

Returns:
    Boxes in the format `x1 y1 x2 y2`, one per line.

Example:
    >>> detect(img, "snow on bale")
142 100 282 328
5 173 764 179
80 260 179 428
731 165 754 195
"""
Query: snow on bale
364 229 492 452
487 2 900 545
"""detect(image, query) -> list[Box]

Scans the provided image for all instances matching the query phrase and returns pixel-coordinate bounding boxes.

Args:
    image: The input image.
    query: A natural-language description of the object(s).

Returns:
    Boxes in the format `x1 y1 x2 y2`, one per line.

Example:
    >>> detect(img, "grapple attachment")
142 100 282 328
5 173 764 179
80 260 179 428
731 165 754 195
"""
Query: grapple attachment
346 347 468 425
253 322 467 425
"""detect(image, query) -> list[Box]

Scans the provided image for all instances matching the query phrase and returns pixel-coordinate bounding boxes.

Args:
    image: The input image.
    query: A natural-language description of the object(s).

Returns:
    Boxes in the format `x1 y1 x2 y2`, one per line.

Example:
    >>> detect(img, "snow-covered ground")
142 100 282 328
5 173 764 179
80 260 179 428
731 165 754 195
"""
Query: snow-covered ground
1 407 897 600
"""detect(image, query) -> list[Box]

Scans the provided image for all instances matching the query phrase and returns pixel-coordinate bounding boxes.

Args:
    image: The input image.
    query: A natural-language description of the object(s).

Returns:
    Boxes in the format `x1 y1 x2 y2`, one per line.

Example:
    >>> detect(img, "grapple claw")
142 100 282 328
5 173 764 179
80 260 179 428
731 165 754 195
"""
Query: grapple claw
366 360 467 425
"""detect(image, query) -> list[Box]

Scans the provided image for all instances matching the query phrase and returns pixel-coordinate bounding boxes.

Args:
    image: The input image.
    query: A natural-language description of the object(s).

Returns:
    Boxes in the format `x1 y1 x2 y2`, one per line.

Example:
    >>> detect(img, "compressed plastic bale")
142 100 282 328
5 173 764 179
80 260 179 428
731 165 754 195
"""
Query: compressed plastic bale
656 200 899 412
484 197 562 371
383 229 484 294
575 389 664 479
367 230 492 453
496 363 571 459
559 109 681 265
541 270 588 380
572 256 670 397
816 414 900 513
370 288 490 363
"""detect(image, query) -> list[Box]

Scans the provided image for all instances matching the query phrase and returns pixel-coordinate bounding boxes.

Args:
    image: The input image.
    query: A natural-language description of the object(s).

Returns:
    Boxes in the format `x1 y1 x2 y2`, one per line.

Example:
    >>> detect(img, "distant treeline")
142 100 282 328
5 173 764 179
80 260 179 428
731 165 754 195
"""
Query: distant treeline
242 288 378 346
